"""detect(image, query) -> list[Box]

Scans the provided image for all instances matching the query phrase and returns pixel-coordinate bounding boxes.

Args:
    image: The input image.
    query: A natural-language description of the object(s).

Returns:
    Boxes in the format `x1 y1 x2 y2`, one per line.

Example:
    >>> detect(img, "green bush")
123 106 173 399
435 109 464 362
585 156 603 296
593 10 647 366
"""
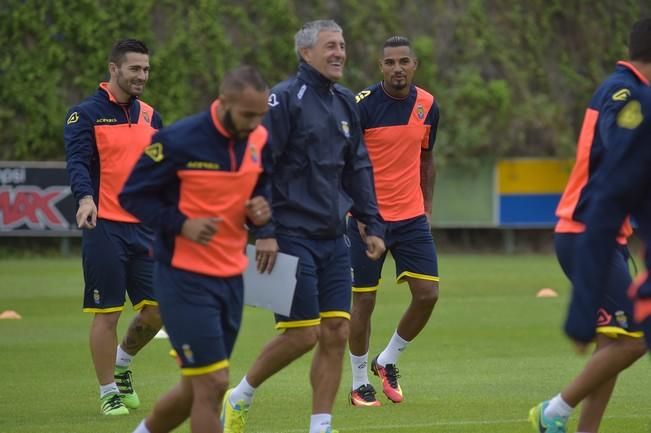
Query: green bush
1 0 649 165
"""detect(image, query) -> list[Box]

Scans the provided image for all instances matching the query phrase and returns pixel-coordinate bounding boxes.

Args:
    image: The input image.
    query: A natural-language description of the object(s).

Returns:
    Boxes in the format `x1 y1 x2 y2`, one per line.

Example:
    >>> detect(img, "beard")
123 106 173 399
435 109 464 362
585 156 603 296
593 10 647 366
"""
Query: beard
117 71 144 97
223 109 253 140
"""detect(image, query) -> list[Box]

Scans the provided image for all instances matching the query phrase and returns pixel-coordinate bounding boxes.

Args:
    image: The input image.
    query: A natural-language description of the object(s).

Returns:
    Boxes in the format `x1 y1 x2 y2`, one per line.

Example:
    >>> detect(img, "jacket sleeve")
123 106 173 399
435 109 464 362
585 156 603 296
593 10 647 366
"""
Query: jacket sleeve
249 140 276 238
152 110 164 129
64 107 95 202
342 98 385 238
423 101 440 151
565 94 651 342
251 88 292 239
119 135 187 235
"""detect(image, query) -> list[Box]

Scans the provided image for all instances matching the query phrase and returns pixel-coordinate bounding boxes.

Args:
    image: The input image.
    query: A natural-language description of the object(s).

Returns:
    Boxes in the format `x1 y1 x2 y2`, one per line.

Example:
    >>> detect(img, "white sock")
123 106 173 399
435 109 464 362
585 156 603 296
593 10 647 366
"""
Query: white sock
350 352 370 389
99 382 120 398
377 331 409 366
229 376 256 407
309 413 332 433
133 420 151 433
116 345 134 369
544 394 573 419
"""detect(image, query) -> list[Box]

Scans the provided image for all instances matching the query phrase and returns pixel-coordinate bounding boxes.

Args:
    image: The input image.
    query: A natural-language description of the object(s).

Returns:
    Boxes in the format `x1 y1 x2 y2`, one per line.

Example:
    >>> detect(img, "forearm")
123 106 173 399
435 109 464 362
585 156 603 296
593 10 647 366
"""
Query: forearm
420 151 435 216
345 166 384 238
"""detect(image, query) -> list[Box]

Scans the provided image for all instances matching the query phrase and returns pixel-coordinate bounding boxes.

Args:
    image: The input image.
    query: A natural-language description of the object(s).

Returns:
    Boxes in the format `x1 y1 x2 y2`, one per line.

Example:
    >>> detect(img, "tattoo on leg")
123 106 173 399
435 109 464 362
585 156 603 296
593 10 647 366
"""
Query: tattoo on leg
122 315 159 354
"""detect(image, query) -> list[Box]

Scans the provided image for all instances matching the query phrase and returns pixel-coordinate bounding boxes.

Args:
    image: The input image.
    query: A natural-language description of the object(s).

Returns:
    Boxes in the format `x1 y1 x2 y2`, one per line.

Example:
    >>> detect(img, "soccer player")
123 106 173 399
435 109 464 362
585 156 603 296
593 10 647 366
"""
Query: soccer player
221 20 386 433
347 36 439 407
565 80 651 375
64 39 163 416
529 18 651 433
120 65 272 433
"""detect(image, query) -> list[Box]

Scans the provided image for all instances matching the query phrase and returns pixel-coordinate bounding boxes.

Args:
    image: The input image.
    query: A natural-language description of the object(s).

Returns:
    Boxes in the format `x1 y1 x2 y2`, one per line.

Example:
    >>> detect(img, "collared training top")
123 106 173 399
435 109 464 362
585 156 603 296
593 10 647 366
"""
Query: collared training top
564 84 651 342
257 62 384 240
64 82 162 223
356 82 439 222
556 62 650 243
119 100 272 278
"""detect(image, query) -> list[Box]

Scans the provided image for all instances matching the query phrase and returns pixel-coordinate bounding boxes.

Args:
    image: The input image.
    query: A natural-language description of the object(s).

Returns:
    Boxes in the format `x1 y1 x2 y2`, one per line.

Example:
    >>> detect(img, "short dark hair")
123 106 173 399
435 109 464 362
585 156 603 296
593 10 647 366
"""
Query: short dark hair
109 39 149 65
629 18 651 62
383 36 412 51
219 65 268 96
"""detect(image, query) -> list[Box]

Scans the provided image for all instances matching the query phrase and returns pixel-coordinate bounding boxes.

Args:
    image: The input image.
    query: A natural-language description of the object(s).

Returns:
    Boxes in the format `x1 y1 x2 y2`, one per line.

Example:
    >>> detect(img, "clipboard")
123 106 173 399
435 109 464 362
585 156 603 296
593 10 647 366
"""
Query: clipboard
243 244 298 316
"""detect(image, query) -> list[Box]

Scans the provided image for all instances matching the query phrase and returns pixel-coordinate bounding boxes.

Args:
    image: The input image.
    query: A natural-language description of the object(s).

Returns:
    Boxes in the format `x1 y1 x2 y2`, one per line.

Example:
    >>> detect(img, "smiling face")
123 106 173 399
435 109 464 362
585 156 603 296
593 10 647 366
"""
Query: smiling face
109 52 150 101
300 30 346 81
380 45 417 95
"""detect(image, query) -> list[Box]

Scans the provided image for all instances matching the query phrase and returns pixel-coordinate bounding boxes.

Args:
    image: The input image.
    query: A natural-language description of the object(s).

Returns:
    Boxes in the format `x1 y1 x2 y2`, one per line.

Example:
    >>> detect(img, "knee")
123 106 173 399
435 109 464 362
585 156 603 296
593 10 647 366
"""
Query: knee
94 311 121 329
352 292 377 314
412 282 439 308
193 370 230 403
285 326 320 353
621 337 647 360
320 318 350 347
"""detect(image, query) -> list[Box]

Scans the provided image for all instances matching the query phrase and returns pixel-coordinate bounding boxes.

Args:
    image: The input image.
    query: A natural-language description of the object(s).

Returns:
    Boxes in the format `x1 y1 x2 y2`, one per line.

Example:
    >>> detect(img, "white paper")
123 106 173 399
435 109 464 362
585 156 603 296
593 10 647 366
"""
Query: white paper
243 244 298 316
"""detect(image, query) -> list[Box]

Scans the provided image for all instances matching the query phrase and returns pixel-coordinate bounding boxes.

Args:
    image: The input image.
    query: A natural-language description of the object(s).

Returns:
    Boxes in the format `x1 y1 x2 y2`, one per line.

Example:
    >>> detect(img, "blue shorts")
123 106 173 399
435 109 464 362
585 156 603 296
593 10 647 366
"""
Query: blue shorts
82 218 156 312
555 232 642 337
348 215 438 293
155 262 243 375
274 234 352 329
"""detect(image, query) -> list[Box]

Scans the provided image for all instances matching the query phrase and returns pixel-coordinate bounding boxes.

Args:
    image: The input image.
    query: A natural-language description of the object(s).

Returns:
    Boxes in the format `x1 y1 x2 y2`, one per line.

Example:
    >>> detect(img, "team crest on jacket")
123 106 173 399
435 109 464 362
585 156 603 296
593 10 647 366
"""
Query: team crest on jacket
143 110 151 124
341 121 350 138
250 147 258 163
416 104 425 120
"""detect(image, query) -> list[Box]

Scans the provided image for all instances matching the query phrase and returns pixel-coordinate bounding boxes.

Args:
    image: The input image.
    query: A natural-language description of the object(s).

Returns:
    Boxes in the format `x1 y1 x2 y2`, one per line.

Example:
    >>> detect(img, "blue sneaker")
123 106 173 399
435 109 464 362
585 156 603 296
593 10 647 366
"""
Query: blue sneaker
528 401 567 433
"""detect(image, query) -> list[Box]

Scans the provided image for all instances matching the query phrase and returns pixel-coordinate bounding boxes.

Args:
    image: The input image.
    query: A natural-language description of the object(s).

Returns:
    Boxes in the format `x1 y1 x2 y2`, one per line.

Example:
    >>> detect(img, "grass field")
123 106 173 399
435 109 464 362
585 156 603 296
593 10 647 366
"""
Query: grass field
1 254 650 433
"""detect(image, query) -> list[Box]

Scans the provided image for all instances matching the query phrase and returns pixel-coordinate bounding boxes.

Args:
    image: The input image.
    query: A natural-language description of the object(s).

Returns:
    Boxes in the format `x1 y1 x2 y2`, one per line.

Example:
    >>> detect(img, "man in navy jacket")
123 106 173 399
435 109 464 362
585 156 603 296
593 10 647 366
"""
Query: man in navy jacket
222 19 385 433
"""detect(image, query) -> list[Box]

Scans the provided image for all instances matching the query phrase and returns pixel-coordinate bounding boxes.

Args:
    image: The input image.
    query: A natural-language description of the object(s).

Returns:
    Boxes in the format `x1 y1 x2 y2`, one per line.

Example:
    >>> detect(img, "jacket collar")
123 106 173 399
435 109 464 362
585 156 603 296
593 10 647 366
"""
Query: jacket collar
616 61 650 86
210 100 232 138
297 62 335 89
98 82 138 105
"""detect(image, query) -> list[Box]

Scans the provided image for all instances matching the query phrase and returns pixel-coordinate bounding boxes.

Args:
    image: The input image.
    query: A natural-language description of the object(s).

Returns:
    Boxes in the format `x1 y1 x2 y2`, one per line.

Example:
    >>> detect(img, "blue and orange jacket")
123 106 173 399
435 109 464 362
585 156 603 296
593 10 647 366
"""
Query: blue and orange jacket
565 84 651 342
119 100 272 278
356 82 439 222
556 62 649 243
64 82 163 223
257 62 384 240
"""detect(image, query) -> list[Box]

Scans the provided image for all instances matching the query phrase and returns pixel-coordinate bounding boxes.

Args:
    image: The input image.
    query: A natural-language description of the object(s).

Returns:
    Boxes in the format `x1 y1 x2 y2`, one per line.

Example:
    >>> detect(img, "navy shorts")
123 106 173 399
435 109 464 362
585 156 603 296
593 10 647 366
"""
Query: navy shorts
555 232 642 337
82 218 156 312
274 234 352 329
348 215 438 292
155 262 244 375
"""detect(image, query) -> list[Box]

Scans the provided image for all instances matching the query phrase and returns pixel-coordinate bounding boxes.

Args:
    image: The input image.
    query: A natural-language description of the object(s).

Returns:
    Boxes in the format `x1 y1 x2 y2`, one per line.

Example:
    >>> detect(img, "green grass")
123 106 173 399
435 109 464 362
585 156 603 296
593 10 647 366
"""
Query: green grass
1 255 649 433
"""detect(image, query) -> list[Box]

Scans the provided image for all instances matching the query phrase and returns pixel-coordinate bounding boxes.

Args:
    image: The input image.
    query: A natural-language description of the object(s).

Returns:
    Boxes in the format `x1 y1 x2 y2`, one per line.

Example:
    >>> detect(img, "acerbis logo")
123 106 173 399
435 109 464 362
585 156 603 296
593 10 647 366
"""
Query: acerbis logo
0 185 71 230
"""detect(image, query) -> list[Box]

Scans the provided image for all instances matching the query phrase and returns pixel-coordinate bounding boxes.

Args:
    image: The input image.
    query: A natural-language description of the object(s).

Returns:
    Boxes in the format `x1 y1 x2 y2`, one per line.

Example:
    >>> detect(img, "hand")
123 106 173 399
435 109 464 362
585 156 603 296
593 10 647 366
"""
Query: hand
356 220 367 242
365 235 386 260
425 212 432 227
246 196 271 226
255 238 279 273
181 217 222 245
76 196 97 229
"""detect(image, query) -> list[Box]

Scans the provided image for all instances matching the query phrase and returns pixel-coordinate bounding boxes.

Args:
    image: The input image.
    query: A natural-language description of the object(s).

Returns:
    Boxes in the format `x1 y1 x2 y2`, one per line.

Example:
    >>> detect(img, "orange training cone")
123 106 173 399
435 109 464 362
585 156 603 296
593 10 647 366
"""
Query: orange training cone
0 310 22 319
536 288 558 298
